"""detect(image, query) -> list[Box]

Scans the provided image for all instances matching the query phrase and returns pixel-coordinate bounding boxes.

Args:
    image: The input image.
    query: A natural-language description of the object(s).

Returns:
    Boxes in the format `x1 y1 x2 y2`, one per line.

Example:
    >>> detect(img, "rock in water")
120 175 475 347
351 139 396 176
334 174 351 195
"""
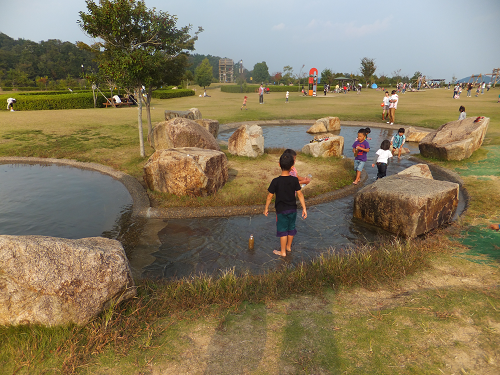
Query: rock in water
353 175 459 238
143 147 228 196
419 117 489 160
228 124 264 157
301 135 344 157
164 108 202 121
405 126 430 142
150 117 220 151
0 236 136 326
195 119 220 138
306 117 340 133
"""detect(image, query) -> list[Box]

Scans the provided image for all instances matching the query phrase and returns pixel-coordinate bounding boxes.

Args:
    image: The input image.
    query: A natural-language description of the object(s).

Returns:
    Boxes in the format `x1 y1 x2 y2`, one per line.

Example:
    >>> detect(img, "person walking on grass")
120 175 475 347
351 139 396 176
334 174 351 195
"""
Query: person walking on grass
382 91 390 121
286 91 289 103
241 96 248 110
264 153 307 257
391 128 406 159
372 139 393 179
258 84 264 104
352 129 370 185
387 90 398 125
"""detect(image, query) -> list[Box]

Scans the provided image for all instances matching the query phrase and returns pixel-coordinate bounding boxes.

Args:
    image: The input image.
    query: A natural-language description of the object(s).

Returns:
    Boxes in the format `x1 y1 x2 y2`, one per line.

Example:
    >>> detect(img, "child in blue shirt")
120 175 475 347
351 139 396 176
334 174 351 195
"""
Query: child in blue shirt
351 129 370 185
391 128 406 159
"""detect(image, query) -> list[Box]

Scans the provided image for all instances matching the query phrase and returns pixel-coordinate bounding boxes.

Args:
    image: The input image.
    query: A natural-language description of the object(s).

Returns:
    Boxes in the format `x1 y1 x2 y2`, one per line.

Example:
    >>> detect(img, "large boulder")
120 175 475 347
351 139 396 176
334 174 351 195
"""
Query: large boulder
164 108 202 121
0 236 135 326
301 135 344 157
228 124 264 157
419 117 489 160
195 119 220 138
150 117 220 151
397 164 433 179
306 117 340 133
353 175 459 238
405 126 430 142
143 147 228 196
392 147 411 156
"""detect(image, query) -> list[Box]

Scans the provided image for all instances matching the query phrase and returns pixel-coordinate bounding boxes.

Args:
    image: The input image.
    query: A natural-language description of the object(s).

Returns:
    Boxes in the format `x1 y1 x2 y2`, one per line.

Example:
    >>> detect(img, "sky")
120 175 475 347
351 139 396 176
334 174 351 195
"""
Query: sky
1 0 500 82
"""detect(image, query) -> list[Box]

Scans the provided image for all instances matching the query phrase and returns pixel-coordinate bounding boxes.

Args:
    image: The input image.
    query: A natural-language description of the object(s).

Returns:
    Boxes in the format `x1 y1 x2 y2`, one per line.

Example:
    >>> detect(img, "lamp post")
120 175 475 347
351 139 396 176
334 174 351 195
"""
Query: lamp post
81 64 85 88
239 59 243 92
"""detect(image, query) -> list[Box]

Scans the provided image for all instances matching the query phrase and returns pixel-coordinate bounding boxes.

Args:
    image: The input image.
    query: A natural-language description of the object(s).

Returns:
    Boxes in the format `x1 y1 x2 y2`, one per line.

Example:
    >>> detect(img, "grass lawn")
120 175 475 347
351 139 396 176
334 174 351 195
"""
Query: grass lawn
0 86 499 374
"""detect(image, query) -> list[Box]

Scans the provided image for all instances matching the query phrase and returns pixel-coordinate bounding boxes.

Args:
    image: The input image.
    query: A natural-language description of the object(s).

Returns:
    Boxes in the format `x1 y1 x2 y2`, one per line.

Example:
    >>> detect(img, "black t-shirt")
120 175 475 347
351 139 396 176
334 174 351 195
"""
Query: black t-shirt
268 175 301 213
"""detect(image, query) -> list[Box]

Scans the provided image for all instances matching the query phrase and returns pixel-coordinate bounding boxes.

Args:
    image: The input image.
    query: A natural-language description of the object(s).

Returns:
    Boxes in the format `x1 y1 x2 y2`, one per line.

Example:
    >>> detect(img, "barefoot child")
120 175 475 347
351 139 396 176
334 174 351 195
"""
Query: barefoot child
240 96 248 110
371 140 392 179
264 153 307 257
352 129 370 185
390 127 406 158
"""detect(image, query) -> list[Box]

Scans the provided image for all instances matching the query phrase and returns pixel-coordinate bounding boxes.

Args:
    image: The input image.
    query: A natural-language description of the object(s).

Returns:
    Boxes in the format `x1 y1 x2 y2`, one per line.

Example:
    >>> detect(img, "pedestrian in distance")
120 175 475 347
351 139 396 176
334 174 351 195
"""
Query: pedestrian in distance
382 91 390 121
241 96 248 110
6 97 16 111
387 90 399 125
264 152 307 257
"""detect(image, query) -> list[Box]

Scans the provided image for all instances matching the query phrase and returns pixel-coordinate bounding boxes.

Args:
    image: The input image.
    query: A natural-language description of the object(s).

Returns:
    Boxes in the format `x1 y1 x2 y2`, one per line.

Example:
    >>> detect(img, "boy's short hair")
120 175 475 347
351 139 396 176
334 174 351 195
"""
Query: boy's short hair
358 128 367 136
398 128 405 133
283 149 297 157
391 90 396 94
279 152 295 171
381 139 391 150
385 91 389 94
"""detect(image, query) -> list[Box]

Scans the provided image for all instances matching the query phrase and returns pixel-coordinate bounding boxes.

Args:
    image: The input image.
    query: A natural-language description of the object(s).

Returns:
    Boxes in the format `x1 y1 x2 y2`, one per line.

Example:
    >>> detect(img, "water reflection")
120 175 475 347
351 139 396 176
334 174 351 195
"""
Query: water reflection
140 125 432 280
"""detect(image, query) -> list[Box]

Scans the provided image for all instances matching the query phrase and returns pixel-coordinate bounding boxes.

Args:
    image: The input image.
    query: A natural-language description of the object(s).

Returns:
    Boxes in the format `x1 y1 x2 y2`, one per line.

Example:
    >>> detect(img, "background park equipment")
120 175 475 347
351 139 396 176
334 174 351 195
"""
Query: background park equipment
334 76 360 91
308 67 318 96
218 58 234 83
412 75 432 90
484 68 500 87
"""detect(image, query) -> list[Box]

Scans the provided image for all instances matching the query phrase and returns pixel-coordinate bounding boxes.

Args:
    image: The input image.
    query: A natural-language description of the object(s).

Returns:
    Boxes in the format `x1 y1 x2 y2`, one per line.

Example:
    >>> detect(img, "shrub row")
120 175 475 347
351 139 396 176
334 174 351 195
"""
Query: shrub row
221 85 326 93
0 93 107 111
151 88 195 99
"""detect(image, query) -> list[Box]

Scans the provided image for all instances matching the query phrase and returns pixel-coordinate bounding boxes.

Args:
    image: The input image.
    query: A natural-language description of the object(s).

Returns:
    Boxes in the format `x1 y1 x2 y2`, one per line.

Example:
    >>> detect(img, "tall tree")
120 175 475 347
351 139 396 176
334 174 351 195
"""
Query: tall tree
282 65 294 85
253 61 269 83
360 57 376 85
195 58 213 88
78 0 201 157
321 68 333 86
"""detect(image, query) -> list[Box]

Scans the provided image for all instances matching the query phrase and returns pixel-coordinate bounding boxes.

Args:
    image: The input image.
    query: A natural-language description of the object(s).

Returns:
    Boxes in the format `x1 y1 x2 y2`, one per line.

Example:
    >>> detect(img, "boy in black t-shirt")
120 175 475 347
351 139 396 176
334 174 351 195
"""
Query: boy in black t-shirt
264 153 307 257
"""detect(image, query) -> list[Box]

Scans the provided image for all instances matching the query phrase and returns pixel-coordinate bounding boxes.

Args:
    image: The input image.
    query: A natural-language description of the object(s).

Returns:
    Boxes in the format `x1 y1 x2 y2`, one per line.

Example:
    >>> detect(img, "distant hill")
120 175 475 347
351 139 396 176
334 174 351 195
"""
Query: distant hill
457 75 496 84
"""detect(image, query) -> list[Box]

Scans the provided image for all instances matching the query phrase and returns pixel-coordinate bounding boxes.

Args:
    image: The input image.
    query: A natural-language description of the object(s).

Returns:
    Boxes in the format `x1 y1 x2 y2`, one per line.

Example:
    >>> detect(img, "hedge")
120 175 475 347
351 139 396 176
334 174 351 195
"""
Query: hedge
151 89 195 99
221 85 325 93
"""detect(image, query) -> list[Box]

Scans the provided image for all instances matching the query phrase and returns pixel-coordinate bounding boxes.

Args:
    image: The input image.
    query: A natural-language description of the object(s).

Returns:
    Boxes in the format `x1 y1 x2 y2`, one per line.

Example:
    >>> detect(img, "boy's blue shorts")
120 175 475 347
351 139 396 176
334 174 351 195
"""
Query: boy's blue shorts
354 160 365 172
276 210 297 237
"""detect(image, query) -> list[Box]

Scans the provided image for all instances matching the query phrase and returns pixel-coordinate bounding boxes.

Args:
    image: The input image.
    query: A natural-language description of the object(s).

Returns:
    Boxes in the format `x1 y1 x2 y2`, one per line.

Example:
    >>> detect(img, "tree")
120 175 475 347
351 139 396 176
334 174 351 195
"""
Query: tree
272 71 282 83
78 0 201 157
411 71 422 80
253 61 269 83
282 65 294 85
195 58 213 88
360 57 376 85
321 68 333 86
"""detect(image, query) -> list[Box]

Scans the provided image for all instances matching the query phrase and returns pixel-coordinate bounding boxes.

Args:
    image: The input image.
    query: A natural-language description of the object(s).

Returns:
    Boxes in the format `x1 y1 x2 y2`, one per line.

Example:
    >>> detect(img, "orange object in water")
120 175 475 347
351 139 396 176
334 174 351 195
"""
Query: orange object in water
248 235 254 250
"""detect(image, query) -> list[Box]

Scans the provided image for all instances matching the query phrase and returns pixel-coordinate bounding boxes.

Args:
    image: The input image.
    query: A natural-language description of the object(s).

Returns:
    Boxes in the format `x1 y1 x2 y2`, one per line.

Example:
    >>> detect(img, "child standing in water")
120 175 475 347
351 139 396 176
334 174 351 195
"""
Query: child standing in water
352 129 370 185
371 140 393 179
264 153 307 257
390 128 406 159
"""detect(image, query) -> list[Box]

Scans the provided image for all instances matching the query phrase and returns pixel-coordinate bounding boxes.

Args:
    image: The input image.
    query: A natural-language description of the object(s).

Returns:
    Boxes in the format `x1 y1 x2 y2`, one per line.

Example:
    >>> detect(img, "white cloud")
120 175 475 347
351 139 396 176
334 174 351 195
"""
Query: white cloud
272 23 285 31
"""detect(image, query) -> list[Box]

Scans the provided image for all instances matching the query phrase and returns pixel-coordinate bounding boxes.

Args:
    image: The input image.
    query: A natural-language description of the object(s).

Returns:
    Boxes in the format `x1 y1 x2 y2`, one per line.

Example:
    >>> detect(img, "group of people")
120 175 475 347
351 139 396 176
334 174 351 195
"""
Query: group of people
352 127 406 184
454 82 491 99
264 128 407 257
381 90 399 125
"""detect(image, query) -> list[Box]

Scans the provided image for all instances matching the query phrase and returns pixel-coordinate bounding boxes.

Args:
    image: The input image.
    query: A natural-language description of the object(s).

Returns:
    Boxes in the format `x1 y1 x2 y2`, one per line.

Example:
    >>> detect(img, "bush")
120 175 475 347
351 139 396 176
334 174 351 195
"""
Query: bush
220 85 324 93
0 92 107 111
151 88 195 99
